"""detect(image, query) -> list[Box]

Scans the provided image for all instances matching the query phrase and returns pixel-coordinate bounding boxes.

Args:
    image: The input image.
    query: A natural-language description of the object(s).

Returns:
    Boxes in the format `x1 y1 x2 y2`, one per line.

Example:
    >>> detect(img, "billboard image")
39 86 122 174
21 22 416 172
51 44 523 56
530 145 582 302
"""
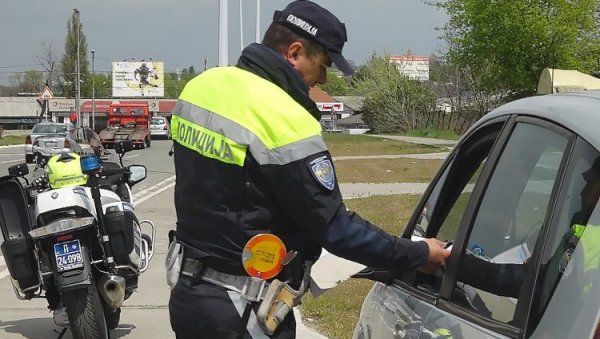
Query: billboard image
112 61 164 97
390 55 430 82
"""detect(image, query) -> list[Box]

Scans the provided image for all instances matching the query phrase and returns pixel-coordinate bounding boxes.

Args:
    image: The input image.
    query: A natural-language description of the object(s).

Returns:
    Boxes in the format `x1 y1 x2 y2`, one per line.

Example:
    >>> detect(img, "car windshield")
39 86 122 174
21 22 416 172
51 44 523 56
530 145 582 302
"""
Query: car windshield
151 118 165 124
32 124 68 134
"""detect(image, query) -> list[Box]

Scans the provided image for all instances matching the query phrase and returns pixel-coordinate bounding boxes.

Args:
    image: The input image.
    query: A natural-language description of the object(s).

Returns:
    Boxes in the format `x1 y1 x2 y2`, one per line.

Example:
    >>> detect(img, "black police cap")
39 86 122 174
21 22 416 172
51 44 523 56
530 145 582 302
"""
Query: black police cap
273 0 353 75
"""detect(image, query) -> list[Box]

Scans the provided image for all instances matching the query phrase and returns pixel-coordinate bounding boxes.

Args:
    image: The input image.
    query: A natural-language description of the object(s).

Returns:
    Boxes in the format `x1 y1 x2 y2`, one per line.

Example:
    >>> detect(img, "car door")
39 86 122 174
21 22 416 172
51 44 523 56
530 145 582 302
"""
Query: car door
354 117 512 339
355 114 581 339
408 116 574 338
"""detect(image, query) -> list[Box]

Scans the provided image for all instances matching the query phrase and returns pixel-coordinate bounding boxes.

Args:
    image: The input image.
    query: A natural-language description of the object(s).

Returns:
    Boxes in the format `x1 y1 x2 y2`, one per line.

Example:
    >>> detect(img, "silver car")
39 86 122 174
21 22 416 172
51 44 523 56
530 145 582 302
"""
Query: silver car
25 122 76 163
149 116 170 139
353 91 600 339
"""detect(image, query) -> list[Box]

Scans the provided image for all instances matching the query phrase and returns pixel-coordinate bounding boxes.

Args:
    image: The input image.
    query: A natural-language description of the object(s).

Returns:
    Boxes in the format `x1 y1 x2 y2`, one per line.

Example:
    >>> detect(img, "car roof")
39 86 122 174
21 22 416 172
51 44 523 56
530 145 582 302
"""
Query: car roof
36 121 66 125
476 91 600 149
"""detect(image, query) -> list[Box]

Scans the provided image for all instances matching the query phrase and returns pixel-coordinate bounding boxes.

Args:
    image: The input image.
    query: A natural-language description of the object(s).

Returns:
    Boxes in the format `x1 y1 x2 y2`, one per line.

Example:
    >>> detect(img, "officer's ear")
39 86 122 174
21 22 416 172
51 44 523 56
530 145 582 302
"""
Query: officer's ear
285 42 304 66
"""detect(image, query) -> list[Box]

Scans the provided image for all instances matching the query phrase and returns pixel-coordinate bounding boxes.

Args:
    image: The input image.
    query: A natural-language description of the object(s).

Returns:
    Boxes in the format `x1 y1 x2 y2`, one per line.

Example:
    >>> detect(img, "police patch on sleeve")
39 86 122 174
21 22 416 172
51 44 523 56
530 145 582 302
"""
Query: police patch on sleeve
309 156 335 191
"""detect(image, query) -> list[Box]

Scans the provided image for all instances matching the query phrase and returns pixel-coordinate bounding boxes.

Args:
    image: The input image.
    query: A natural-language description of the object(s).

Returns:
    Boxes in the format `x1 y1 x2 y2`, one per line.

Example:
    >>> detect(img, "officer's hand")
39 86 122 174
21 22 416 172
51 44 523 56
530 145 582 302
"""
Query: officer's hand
418 238 450 274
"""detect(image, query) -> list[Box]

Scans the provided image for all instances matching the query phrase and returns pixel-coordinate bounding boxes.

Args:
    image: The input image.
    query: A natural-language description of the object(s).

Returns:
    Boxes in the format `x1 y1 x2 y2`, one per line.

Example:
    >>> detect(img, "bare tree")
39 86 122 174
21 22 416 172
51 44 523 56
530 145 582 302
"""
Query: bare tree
35 42 62 92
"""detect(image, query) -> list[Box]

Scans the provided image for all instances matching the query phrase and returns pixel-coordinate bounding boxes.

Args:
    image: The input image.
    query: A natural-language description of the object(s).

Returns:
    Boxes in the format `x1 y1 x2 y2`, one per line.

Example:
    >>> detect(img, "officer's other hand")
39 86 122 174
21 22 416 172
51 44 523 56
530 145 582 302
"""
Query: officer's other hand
418 238 450 274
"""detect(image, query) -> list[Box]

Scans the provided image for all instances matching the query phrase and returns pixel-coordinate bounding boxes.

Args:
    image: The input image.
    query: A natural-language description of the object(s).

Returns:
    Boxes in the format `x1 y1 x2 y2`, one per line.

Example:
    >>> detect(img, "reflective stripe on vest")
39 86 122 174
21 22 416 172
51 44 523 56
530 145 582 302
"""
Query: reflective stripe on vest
171 67 326 166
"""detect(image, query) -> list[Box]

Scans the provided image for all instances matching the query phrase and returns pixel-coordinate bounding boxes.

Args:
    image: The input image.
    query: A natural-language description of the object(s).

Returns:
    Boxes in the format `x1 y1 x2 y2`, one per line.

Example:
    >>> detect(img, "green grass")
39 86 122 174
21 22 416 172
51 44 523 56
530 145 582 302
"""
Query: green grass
334 158 443 183
0 135 27 146
323 133 444 156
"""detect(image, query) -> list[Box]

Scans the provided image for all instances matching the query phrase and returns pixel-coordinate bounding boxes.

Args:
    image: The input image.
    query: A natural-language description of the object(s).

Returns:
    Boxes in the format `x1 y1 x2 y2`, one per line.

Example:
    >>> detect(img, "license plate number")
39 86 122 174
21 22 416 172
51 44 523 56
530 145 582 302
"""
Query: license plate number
54 240 83 272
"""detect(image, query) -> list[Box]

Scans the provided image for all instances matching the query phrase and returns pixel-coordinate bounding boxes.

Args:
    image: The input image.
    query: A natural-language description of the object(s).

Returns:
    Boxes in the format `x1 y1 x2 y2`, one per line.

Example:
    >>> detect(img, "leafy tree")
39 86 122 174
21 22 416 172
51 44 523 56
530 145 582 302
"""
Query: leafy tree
92 73 111 98
436 0 600 95
10 70 44 94
164 72 195 98
354 53 435 133
319 71 351 95
60 11 90 98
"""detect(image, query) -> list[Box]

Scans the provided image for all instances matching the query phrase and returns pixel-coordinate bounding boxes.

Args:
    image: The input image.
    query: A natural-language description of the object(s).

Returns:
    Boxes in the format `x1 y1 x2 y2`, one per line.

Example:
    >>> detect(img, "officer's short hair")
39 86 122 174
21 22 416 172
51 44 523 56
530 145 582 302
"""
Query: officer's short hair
262 22 326 58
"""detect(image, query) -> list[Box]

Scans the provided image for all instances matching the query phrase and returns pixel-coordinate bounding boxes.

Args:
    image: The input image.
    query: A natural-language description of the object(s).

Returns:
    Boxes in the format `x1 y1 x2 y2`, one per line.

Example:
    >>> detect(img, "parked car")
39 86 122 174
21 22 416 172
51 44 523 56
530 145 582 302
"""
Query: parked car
353 91 600 339
25 122 74 163
149 116 170 139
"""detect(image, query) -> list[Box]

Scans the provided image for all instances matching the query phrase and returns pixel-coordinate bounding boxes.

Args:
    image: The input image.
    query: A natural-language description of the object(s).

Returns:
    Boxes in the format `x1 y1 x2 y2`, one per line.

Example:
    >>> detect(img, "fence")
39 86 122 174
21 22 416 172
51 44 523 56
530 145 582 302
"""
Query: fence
421 110 482 134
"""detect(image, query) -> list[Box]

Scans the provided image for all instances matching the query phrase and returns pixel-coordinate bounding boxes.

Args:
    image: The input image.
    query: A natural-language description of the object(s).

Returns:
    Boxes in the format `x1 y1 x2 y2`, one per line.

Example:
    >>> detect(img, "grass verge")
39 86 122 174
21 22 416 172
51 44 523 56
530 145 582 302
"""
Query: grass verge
324 133 444 156
334 158 443 183
0 135 26 146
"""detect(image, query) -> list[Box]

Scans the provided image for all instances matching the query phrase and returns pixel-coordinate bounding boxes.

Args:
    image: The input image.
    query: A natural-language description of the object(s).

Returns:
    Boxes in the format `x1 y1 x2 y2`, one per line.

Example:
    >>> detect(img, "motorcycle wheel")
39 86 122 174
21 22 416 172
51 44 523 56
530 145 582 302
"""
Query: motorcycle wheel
63 285 109 339
105 307 121 330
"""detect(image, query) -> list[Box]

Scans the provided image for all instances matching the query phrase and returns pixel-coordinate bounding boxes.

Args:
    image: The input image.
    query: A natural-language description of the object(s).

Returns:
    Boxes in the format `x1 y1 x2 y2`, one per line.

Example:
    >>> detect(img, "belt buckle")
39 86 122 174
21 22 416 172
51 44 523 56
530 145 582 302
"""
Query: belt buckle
241 276 266 302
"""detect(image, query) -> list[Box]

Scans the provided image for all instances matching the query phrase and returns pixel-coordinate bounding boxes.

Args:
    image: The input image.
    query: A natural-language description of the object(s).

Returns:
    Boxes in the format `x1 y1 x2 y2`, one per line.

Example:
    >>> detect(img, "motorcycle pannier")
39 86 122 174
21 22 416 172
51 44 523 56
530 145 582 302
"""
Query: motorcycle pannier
104 209 135 264
1 238 39 292
0 176 39 292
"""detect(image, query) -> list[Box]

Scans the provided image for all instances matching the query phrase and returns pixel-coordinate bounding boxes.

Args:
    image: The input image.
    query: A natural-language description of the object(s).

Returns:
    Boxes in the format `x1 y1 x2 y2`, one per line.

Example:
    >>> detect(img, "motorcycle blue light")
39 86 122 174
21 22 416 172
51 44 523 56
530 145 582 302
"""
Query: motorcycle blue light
80 154 101 173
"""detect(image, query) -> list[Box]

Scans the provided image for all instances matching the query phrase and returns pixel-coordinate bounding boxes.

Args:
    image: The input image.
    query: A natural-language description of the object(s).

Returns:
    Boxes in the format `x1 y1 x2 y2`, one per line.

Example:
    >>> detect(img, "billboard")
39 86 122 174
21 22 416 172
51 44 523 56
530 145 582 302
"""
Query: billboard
390 55 430 82
112 61 164 97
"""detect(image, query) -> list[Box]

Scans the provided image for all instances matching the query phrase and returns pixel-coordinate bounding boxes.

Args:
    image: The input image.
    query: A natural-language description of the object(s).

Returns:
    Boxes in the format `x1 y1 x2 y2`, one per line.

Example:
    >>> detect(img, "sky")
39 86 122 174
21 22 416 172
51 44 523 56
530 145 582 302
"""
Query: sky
0 0 449 85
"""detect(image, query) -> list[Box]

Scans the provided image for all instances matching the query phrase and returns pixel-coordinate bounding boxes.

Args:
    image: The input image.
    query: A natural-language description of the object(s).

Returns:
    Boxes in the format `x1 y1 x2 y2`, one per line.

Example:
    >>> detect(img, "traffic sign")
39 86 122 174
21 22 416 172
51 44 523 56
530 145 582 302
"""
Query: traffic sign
39 86 54 100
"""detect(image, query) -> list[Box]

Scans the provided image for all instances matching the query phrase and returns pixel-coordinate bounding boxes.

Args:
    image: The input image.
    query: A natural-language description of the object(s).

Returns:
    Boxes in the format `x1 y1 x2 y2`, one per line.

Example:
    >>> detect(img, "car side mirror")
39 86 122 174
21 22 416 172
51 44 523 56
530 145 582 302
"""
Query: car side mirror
115 140 134 154
8 163 29 177
128 165 147 186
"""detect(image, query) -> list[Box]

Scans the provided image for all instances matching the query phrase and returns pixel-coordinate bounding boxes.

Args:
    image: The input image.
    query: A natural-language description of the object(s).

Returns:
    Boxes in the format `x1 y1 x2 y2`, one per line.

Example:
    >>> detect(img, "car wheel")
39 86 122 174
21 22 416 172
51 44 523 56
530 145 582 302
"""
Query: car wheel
25 154 34 164
146 137 151 148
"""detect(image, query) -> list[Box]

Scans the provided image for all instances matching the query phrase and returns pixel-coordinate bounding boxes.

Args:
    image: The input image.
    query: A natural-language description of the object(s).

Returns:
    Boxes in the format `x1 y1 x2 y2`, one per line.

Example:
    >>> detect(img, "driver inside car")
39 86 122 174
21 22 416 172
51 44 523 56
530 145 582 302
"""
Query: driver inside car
457 157 600 318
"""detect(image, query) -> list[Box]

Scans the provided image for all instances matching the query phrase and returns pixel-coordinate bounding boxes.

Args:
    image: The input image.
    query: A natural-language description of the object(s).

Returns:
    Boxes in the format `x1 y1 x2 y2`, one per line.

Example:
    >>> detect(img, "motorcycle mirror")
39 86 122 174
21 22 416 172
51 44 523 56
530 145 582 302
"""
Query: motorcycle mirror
8 163 29 177
115 140 134 154
128 165 147 186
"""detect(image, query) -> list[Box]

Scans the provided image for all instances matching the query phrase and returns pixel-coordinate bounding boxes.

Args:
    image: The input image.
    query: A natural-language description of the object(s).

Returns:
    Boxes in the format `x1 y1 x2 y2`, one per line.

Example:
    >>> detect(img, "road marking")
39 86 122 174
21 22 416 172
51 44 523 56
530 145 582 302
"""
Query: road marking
134 175 176 205
125 154 139 159
1 159 25 164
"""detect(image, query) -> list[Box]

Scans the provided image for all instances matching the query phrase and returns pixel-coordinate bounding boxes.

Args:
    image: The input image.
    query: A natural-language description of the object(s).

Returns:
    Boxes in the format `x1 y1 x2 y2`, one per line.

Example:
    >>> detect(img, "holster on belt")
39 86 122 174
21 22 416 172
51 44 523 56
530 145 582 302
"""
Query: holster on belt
256 261 312 335
165 238 184 289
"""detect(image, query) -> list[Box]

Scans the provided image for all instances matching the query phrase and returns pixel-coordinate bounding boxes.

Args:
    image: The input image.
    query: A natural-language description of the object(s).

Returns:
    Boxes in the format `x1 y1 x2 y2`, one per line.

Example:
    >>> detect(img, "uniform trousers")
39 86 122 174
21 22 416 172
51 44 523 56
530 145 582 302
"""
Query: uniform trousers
169 274 297 339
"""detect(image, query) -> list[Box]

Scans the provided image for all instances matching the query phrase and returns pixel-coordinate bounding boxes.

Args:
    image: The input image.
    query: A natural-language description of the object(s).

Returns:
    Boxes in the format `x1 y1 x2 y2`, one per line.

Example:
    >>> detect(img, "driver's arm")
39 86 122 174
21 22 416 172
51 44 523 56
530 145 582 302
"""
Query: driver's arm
458 254 528 298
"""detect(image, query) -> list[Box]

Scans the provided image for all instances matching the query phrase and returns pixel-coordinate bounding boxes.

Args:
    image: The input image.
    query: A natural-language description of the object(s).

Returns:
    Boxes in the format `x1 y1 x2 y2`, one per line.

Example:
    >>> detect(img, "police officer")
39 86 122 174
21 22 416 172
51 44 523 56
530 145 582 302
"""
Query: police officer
168 1 449 338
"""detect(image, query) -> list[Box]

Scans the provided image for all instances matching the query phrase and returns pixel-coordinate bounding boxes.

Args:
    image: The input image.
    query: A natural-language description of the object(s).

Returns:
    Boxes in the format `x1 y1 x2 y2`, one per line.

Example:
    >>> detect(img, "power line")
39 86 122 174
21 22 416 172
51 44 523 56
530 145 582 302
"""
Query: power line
0 63 44 69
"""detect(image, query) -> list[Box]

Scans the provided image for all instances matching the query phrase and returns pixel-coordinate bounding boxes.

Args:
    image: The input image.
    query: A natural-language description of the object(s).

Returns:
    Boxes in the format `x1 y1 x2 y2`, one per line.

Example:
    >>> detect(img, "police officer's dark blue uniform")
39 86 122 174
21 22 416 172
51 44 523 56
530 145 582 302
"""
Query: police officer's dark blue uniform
168 1 449 338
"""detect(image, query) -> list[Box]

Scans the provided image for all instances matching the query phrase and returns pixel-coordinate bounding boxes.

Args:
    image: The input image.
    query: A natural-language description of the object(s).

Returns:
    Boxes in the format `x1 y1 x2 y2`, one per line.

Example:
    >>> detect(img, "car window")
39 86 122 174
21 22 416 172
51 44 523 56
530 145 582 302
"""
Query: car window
412 121 504 242
455 122 568 324
151 117 165 124
526 140 600 335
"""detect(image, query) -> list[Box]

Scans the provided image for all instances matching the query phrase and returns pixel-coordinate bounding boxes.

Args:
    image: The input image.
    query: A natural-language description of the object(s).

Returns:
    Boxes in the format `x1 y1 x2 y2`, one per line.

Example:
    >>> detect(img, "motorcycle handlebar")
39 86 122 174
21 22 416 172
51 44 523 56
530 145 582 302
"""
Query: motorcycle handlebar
99 166 130 177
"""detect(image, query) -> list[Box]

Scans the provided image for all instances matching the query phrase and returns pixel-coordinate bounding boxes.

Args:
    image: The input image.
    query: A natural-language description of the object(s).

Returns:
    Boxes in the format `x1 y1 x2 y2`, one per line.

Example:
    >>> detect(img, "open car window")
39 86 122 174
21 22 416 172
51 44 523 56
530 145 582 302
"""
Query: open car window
405 119 507 294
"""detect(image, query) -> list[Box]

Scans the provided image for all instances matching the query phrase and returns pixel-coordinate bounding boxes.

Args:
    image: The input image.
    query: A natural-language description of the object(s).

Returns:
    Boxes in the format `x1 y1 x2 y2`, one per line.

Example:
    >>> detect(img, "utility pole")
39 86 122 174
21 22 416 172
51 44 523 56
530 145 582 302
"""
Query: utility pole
91 49 96 131
256 0 261 42
219 0 229 66
74 8 81 127
240 0 244 51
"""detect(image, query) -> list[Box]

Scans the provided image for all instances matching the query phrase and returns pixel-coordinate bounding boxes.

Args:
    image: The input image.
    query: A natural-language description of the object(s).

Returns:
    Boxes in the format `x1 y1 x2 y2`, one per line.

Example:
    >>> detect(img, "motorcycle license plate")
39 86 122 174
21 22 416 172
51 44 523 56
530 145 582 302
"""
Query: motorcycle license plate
54 240 84 272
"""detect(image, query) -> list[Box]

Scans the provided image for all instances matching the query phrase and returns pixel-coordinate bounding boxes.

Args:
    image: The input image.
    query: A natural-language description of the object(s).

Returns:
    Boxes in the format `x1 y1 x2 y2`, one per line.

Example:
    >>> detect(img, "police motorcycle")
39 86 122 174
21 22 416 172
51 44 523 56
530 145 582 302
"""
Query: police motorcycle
0 140 155 339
